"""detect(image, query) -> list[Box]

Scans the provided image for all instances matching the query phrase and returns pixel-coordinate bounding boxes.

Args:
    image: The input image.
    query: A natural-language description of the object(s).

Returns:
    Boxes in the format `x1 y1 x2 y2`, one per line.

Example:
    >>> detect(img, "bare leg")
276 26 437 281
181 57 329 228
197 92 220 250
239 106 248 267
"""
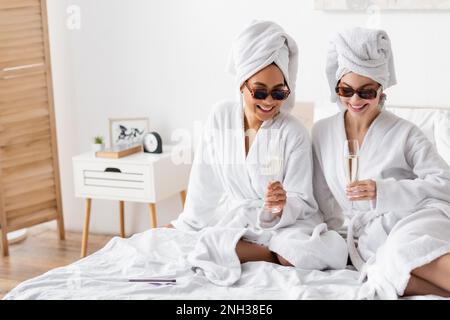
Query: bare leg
411 253 450 292
276 254 293 267
236 240 279 264
403 274 450 297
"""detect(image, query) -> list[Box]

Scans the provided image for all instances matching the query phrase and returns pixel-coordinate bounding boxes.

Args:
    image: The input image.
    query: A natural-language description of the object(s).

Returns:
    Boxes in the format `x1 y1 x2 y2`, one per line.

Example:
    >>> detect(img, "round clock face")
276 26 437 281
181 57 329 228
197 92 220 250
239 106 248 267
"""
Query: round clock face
144 134 158 152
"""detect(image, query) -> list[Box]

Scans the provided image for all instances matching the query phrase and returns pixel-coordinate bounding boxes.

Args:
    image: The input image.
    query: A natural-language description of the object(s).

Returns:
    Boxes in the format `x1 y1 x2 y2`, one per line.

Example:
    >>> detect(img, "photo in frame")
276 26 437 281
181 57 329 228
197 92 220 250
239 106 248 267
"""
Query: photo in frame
109 117 149 148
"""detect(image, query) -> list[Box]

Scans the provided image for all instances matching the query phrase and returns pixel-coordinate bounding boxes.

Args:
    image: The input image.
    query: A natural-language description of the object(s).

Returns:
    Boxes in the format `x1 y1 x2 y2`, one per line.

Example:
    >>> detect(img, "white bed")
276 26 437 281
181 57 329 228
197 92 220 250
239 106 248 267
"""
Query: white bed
4 105 450 300
4 228 366 300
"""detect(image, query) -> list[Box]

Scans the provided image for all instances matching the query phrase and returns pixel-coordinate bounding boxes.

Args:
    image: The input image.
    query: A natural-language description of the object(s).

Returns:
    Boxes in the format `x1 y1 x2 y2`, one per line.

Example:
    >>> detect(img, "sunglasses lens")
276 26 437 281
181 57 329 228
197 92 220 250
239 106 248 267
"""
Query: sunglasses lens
336 87 378 100
336 87 355 98
358 89 378 99
253 90 269 100
271 90 289 100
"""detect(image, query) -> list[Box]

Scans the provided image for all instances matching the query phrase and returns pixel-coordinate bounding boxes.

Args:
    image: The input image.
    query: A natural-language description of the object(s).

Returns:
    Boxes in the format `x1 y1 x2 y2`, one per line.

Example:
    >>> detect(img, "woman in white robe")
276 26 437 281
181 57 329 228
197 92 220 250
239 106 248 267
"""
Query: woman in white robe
313 27 450 298
168 20 347 285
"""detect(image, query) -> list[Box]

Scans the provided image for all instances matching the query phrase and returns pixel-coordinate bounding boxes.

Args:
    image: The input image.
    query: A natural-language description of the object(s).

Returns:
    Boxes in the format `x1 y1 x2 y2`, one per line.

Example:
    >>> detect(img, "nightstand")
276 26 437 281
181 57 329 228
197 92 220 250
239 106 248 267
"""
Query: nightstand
72 145 192 257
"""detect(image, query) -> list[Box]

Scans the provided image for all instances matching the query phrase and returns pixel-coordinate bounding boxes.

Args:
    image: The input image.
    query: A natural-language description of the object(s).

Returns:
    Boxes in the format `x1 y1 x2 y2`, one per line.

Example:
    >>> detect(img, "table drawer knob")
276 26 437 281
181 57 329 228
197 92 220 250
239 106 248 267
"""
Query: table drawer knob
104 167 122 173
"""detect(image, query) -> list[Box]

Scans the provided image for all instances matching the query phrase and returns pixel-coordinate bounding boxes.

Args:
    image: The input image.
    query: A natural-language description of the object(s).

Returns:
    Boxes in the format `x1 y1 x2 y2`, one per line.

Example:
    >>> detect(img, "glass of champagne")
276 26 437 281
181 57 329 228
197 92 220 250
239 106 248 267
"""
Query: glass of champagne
343 139 359 210
260 140 283 214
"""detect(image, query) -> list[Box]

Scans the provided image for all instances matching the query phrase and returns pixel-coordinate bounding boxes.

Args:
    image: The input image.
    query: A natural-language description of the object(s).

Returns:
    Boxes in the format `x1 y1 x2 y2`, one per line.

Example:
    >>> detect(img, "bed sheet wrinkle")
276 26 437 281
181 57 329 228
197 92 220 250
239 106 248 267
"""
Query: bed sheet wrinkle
3 228 447 300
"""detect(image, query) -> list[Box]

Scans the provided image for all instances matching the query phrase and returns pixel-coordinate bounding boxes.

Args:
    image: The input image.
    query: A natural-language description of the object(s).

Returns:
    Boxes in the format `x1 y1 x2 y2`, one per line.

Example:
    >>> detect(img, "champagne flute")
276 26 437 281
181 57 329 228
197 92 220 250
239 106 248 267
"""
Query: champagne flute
343 139 359 210
260 139 283 214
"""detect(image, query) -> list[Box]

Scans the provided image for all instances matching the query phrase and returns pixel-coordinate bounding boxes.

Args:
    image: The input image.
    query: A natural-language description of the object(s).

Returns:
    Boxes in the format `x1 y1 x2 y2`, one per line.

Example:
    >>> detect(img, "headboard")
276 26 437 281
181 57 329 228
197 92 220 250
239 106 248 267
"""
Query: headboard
290 103 450 165
387 106 450 165
290 102 314 132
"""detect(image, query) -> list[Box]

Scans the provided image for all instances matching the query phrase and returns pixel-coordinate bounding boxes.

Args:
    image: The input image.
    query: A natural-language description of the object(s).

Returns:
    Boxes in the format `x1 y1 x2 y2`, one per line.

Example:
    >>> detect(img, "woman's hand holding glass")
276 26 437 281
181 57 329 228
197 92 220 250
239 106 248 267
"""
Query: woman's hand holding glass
264 181 286 216
260 137 285 215
346 179 377 201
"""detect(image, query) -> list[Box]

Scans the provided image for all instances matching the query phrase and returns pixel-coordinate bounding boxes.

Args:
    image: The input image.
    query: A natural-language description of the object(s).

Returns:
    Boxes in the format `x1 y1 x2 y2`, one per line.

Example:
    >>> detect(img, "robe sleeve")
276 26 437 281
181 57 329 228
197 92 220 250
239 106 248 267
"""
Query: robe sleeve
375 125 450 213
257 131 319 230
312 142 345 231
171 112 224 231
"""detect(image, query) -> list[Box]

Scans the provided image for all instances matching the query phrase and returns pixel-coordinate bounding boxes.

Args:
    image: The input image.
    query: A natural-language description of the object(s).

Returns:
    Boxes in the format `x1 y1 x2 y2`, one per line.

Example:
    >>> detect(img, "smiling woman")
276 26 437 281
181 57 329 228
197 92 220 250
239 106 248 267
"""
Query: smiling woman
313 26 450 299
241 64 290 126
169 20 347 286
336 73 384 146
240 64 290 156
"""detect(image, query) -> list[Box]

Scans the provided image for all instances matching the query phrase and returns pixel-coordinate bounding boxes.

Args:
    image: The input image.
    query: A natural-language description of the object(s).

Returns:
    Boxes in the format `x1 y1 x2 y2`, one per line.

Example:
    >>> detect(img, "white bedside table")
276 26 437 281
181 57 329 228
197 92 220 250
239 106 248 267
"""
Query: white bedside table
72 145 192 257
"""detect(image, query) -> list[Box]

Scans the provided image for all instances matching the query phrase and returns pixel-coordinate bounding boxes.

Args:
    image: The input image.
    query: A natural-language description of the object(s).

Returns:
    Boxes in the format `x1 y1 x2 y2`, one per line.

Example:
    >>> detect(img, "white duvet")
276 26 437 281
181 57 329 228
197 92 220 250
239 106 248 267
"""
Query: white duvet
3 228 444 300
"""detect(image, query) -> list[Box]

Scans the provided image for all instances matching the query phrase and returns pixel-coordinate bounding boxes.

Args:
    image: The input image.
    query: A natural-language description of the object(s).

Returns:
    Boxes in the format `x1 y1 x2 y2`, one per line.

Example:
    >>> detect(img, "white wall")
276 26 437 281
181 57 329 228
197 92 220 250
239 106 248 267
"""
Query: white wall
46 0 450 235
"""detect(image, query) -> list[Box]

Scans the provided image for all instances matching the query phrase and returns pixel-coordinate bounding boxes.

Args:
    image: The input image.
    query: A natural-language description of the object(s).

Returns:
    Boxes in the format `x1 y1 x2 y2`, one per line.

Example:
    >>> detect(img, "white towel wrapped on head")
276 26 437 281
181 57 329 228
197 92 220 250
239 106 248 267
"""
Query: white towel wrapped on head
227 20 299 111
326 27 397 108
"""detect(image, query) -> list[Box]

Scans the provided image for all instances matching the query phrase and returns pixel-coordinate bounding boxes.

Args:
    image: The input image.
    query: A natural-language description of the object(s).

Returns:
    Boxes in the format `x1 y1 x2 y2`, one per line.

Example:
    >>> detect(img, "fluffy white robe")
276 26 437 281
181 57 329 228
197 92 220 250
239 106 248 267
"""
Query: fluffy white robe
172 101 347 285
312 110 450 298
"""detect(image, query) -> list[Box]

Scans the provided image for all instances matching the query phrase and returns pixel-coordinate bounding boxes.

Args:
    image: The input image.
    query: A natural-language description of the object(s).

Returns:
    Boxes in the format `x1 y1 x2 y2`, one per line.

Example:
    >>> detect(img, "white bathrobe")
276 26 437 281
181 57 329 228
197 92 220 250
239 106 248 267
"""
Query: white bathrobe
172 101 347 285
312 110 450 298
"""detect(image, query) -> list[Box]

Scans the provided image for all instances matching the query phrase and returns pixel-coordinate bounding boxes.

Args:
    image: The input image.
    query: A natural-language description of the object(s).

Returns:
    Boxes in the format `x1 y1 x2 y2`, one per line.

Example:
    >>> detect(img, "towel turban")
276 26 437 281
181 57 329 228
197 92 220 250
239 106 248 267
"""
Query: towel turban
326 27 397 110
227 20 299 111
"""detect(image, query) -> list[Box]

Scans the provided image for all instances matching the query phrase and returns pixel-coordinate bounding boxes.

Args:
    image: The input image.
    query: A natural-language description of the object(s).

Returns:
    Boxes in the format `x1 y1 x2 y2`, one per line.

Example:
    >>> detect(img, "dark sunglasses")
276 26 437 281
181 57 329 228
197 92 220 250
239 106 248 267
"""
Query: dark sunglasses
335 86 381 100
244 81 290 101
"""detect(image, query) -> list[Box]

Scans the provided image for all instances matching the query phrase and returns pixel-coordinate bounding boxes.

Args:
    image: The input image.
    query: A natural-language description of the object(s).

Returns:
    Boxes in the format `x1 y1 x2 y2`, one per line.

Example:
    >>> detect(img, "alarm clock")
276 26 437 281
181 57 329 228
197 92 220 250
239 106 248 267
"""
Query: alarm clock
143 132 163 153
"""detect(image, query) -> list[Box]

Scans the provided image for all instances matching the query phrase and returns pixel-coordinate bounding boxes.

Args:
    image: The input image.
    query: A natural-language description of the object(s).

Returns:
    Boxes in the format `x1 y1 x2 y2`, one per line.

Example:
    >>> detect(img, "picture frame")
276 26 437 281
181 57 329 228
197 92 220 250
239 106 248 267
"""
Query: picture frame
314 0 450 11
109 117 149 148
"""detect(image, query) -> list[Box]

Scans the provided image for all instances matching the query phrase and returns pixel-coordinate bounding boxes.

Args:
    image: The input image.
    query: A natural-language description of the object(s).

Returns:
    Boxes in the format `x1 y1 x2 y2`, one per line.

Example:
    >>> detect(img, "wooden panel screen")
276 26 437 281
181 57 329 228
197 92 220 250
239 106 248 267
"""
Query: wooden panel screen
0 0 65 256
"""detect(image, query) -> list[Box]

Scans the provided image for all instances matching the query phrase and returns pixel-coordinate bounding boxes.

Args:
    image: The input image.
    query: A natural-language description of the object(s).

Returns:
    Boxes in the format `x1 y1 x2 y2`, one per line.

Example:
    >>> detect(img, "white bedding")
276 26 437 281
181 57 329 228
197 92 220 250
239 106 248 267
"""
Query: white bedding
3 228 443 300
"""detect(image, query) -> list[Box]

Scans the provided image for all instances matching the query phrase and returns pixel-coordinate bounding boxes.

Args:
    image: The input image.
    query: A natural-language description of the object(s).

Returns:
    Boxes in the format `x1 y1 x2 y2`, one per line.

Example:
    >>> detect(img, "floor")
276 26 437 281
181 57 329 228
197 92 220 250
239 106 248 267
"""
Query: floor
0 226 112 299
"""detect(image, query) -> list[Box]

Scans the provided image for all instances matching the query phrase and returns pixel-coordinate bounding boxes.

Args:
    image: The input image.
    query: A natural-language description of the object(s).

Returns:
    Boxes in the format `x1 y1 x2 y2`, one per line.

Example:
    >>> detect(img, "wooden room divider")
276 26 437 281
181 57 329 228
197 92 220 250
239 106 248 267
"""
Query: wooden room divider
0 0 65 256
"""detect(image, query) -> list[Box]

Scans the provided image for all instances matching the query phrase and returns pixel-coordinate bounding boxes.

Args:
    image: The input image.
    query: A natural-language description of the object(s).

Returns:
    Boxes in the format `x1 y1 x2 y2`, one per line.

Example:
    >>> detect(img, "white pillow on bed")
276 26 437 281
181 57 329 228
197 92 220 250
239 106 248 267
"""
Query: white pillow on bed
387 107 438 144
434 111 450 165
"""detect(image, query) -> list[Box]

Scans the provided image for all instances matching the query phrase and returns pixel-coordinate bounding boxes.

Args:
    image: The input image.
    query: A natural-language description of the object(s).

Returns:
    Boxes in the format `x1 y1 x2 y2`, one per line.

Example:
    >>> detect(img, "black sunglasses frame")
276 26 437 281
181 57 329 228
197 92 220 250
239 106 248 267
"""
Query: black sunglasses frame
244 81 290 101
335 85 382 100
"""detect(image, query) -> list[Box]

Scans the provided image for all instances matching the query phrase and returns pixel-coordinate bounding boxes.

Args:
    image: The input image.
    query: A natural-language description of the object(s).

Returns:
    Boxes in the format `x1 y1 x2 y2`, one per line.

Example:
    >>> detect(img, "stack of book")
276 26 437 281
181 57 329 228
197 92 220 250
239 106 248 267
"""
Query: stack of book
95 144 143 159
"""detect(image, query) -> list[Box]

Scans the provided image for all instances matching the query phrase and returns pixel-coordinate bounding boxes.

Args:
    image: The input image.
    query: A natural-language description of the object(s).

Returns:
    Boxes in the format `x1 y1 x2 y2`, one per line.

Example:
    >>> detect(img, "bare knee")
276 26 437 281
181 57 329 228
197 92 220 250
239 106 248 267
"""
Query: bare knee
276 254 293 267
436 277 450 293
412 253 450 293
404 274 450 297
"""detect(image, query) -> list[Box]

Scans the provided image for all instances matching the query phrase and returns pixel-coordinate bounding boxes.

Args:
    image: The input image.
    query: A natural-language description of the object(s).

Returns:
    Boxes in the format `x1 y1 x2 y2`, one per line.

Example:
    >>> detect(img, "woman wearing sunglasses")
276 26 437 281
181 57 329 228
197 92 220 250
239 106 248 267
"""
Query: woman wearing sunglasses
168 20 347 285
312 27 450 298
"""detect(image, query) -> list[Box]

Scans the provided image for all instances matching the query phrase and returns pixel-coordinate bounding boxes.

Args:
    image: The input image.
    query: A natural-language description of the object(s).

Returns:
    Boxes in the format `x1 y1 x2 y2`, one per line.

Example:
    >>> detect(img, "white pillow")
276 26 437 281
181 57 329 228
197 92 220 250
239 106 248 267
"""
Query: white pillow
434 111 450 166
388 107 438 144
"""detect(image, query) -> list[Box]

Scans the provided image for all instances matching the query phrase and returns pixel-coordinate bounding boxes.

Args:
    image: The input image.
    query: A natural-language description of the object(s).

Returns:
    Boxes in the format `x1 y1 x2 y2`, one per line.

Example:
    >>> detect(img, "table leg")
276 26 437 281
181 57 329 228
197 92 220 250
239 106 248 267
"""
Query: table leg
81 198 92 258
1 227 8 257
119 201 125 238
180 190 186 208
149 203 157 228
57 210 66 241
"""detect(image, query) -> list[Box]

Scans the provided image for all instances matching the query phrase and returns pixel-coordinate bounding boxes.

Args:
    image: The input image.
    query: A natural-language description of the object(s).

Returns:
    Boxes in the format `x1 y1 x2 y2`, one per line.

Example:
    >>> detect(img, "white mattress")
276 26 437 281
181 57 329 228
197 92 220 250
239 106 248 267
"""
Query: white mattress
2 228 443 300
